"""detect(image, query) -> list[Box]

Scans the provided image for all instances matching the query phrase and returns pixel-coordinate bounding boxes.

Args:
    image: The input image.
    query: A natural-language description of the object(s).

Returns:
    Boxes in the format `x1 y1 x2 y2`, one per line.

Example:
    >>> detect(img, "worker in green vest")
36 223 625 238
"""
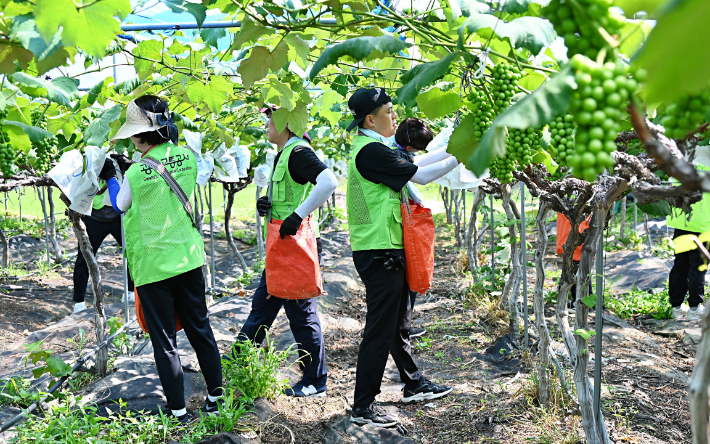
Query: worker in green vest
226 104 337 398
100 95 223 423
71 181 134 313
666 149 710 320
345 88 459 427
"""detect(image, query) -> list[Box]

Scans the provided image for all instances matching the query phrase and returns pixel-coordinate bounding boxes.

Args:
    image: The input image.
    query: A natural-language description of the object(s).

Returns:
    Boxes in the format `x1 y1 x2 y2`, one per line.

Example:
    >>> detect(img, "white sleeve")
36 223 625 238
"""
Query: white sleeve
410 157 458 185
412 143 452 167
116 175 133 212
294 169 338 219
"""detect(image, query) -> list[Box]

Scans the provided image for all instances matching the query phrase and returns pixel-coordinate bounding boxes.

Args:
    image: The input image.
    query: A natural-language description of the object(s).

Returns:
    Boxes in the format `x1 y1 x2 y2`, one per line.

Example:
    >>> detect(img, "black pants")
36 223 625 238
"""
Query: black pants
409 290 417 311
669 228 707 308
73 216 134 303
568 260 593 308
352 250 422 409
138 266 223 410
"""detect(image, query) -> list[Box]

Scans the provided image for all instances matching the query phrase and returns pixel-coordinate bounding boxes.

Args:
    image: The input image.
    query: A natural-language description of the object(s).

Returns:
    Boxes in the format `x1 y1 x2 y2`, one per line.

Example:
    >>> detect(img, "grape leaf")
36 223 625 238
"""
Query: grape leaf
2 120 53 142
272 102 309 136
12 73 80 106
0 45 33 74
262 75 297 111
84 106 122 147
229 17 269 52
519 72 547 90
396 51 461 104
613 0 670 17
309 35 411 80
448 0 491 20
633 0 710 104
574 328 596 340
186 76 232 114
415 87 462 119
582 294 597 309
200 26 226 48
459 15 556 55
638 200 672 217
87 79 105 106
503 0 551 14
238 41 289 88
163 0 207 27
34 0 131 59
9 15 63 61
313 90 341 127
619 21 653 57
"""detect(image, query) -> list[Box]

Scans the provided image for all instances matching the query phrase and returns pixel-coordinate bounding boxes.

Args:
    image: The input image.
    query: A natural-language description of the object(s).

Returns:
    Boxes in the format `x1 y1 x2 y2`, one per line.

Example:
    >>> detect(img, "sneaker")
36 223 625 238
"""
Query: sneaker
283 380 326 398
169 410 194 425
409 327 426 338
202 396 225 415
121 291 135 304
351 402 399 427
402 378 453 403
671 306 686 320
687 304 705 321
73 302 87 313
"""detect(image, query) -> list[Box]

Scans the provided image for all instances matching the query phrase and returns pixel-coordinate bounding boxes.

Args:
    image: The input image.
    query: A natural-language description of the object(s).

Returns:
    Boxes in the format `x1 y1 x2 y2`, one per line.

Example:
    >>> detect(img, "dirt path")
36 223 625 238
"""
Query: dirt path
0 217 697 443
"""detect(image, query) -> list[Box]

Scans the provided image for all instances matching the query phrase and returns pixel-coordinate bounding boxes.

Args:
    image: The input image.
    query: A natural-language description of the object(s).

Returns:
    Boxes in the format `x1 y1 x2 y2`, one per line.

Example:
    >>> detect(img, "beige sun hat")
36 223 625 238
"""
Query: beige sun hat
110 99 168 143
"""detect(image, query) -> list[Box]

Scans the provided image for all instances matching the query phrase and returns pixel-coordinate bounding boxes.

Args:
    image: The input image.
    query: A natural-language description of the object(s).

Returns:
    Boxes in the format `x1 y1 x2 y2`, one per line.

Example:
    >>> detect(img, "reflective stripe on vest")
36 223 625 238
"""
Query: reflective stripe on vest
123 143 204 287
346 135 403 251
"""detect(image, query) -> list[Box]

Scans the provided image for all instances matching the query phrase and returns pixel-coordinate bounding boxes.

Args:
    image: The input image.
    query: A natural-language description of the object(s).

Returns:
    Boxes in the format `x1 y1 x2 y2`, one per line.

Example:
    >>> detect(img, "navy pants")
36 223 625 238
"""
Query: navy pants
234 272 327 386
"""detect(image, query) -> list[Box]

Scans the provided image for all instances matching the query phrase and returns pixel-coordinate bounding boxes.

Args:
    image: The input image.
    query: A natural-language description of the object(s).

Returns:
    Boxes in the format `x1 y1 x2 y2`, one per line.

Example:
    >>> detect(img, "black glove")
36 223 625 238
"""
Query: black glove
98 158 117 181
256 196 272 217
374 251 405 271
110 153 134 173
279 212 303 239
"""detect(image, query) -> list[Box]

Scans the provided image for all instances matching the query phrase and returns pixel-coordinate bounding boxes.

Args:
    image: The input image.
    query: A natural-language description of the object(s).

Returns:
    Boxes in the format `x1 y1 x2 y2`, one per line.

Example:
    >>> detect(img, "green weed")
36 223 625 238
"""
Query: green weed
603 284 672 320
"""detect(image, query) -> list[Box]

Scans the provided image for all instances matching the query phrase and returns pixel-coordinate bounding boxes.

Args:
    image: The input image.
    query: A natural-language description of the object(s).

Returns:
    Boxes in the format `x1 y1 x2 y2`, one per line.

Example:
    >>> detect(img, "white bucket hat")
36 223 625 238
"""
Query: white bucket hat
110 99 171 143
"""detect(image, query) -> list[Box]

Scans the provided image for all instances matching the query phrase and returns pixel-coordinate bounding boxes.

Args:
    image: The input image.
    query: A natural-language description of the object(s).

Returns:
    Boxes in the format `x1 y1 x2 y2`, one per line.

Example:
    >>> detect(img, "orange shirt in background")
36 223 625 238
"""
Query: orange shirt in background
556 213 590 262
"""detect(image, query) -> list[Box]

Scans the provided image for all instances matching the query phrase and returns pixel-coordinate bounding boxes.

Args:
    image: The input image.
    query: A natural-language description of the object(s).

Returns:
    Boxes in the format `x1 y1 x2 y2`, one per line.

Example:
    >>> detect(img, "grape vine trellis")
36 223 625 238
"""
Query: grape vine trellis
0 0 708 442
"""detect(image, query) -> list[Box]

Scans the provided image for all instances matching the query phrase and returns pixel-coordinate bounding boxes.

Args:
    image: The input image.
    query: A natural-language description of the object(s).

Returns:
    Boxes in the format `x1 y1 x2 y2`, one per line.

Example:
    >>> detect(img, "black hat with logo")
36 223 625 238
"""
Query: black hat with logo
346 87 392 131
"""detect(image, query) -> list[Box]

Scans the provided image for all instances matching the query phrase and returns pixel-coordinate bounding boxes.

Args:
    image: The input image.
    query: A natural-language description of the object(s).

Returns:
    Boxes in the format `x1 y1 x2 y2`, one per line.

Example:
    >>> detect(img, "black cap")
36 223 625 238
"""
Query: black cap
346 88 392 131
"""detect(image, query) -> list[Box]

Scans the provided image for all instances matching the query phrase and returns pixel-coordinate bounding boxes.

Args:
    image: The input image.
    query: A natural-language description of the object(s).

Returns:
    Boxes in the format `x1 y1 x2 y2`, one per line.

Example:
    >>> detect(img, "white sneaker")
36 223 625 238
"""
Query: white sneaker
121 291 135 304
671 307 685 319
687 304 705 321
73 302 87 313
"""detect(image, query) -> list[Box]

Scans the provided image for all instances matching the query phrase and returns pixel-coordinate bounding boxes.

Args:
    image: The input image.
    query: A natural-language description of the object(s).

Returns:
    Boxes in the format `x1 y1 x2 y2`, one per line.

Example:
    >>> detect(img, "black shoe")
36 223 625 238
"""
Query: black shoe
350 402 399 427
409 327 426 338
202 397 225 415
402 378 453 403
168 410 194 425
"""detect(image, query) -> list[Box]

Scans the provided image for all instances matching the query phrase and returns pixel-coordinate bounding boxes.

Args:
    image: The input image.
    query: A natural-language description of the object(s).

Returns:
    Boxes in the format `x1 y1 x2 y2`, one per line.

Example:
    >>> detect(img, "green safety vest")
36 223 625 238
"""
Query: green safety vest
123 142 204 287
346 135 403 251
269 139 320 238
666 162 710 233
92 180 106 210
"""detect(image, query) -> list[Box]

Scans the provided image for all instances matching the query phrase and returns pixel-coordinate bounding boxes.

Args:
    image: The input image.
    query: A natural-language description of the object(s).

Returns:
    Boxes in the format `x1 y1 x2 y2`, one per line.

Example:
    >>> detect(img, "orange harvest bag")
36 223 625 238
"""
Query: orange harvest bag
401 198 436 294
135 287 183 334
265 217 323 299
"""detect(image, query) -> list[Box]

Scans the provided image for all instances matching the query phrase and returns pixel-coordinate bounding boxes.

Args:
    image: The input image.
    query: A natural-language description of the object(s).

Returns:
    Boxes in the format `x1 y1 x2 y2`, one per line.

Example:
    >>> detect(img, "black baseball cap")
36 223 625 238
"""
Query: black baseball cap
346 87 392 131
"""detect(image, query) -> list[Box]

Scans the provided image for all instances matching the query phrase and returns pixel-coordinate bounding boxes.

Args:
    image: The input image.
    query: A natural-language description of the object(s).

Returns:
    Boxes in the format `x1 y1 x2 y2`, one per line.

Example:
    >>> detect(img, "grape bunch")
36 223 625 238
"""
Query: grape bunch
31 108 58 174
508 127 542 167
543 0 625 61
489 64 522 113
567 55 637 182
489 156 515 184
0 110 14 179
466 88 494 141
548 114 576 167
662 91 710 140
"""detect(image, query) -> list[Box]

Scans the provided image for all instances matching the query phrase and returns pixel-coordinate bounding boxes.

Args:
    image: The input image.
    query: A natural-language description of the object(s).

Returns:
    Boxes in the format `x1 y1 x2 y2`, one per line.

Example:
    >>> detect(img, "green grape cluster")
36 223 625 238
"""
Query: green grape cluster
0 109 14 178
662 91 710 140
489 156 515 184
543 0 625 61
466 88 494 141
31 108 58 174
508 127 542 167
567 55 637 182
548 114 576 167
489 64 522 113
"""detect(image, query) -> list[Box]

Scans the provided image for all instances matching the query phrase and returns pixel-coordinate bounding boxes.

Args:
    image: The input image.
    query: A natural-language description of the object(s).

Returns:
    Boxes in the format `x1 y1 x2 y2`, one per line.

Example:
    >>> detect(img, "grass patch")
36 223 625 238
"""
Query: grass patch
604 284 672 320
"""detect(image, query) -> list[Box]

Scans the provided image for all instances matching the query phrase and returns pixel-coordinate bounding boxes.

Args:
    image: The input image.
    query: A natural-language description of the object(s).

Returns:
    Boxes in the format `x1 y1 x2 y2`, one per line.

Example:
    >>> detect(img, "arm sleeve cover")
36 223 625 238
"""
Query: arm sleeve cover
109 176 133 214
412 144 453 167
410 157 458 185
294 169 338 219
